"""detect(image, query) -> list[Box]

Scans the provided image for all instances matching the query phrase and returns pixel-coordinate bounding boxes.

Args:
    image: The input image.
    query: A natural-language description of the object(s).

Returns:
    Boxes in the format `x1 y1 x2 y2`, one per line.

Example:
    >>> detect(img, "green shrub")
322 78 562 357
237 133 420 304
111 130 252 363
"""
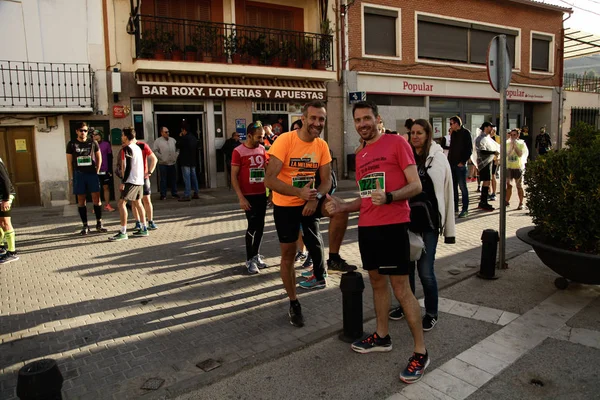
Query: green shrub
524 122 600 254
566 121 600 148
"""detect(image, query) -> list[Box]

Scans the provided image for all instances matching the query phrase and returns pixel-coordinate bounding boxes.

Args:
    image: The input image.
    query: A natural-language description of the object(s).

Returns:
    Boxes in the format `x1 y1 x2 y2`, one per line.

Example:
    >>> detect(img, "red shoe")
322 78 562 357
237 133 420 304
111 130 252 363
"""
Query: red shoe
104 204 116 212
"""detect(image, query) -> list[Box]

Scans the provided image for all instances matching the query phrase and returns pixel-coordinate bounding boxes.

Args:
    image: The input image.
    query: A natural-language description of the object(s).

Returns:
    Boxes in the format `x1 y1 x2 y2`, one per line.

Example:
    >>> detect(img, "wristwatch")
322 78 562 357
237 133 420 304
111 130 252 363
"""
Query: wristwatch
316 192 324 201
385 192 393 204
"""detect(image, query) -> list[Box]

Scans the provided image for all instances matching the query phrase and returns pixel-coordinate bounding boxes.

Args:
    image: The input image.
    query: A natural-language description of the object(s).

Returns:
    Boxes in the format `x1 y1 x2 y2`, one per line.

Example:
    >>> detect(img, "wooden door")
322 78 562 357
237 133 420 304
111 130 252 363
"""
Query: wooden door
1 127 40 207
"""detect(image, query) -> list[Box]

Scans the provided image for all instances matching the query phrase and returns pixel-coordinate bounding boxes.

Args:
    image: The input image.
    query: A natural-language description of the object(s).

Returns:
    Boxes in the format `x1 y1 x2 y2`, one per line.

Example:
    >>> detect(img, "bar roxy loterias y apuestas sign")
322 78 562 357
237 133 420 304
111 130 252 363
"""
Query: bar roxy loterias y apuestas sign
140 85 325 100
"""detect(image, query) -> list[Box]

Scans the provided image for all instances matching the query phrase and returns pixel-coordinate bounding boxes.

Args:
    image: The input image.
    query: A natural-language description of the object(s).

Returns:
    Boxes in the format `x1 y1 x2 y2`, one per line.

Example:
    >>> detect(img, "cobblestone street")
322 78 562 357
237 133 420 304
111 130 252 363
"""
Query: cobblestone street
0 182 533 399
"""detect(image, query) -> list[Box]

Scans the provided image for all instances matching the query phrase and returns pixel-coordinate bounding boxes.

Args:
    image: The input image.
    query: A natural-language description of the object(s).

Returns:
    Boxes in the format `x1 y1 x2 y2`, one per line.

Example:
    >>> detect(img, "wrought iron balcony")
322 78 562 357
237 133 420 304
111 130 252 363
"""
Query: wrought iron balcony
0 61 94 111
133 15 334 71
564 73 600 94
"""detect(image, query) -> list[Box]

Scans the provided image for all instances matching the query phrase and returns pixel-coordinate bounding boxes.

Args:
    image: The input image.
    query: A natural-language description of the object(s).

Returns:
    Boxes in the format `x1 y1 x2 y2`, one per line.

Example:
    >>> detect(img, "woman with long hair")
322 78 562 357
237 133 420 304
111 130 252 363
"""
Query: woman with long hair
389 119 455 331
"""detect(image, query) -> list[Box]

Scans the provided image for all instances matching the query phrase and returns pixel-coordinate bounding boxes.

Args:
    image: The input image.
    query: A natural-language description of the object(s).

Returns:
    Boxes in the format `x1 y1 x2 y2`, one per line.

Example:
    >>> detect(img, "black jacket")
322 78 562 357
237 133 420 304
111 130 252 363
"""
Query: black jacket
176 133 199 167
447 127 473 166
0 158 15 201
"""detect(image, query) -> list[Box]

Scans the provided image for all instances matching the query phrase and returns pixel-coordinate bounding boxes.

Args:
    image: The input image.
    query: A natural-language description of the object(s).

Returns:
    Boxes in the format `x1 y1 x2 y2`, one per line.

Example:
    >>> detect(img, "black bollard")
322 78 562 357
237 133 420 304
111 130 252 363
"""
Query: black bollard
477 229 500 280
17 359 63 400
338 270 365 343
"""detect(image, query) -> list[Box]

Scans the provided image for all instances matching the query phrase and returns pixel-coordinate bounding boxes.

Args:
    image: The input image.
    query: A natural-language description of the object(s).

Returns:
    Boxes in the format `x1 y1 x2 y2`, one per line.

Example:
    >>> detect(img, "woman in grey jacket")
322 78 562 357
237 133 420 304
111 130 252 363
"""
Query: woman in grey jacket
389 119 455 331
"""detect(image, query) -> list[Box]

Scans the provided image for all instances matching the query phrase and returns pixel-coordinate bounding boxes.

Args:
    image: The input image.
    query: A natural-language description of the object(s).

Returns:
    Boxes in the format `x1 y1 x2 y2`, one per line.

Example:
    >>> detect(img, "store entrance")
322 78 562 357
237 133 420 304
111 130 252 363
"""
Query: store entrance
155 113 207 189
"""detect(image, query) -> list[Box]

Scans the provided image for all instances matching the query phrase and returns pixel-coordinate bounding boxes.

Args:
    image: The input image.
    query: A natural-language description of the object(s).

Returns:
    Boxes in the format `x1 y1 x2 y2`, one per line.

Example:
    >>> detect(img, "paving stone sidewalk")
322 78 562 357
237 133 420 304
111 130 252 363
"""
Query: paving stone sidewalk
0 181 532 399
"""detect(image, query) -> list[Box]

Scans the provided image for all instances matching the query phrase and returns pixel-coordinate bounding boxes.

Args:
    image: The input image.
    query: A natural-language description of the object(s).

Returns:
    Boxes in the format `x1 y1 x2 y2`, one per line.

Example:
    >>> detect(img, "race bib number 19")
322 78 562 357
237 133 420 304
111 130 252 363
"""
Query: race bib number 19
292 175 315 189
249 168 265 183
359 172 385 198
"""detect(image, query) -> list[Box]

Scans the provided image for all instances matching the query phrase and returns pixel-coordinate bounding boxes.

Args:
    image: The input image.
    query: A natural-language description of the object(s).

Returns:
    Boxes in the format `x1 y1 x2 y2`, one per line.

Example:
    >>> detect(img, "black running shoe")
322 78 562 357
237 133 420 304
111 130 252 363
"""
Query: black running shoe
288 302 304 327
351 332 392 354
327 258 357 272
478 203 495 211
388 307 405 321
96 223 108 233
80 226 91 236
400 352 430 384
422 315 438 331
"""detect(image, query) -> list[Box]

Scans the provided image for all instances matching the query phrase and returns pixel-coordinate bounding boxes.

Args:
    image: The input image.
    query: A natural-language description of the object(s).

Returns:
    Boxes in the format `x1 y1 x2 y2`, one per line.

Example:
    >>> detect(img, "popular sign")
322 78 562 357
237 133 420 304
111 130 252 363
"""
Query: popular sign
140 85 325 100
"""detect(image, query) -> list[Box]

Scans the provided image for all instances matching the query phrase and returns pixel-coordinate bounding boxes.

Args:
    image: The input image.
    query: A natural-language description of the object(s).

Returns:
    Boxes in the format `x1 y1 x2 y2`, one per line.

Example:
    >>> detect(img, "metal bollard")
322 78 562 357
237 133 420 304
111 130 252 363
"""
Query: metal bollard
17 359 63 400
477 229 500 280
338 270 365 343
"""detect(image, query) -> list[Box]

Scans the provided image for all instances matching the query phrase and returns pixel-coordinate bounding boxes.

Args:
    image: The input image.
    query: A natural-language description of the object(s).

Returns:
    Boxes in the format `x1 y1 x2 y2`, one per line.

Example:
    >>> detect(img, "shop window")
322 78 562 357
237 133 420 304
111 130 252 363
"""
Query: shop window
364 6 400 58
252 102 289 113
417 15 517 67
132 100 143 112
532 34 551 72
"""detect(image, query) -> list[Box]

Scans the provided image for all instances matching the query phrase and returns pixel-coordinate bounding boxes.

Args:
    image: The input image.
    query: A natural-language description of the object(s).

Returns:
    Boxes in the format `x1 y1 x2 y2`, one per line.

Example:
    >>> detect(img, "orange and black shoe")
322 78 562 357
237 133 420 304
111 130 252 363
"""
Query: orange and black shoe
399 351 430 384
351 332 392 354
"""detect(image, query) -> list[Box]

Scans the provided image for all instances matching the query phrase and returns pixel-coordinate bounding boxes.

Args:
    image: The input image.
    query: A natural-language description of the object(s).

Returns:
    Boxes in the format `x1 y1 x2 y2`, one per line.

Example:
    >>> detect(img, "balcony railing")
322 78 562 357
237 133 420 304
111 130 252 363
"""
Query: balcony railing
0 61 94 110
564 73 600 94
134 15 333 70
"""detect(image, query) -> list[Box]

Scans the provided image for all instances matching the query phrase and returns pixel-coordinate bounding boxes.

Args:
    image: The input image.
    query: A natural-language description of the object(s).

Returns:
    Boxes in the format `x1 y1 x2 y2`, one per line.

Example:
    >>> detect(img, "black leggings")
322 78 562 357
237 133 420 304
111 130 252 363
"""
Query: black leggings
244 194 267 260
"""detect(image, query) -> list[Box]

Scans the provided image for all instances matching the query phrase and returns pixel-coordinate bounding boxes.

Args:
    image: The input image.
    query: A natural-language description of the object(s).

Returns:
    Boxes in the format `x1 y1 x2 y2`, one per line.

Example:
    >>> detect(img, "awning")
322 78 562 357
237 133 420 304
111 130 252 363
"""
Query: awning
564 27 600 59
136 73 327 101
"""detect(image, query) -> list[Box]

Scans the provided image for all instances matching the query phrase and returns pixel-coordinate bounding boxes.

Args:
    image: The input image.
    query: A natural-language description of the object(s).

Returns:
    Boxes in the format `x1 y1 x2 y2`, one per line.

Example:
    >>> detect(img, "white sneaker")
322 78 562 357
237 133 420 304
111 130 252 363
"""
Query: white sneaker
255 254 268 269
246 260 260 275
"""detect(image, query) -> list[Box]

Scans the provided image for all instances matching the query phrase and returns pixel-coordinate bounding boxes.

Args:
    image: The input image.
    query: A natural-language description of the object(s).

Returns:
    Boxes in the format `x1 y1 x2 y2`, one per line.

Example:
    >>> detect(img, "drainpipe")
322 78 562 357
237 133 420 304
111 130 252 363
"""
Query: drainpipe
341 0 349 179
558 12 572 149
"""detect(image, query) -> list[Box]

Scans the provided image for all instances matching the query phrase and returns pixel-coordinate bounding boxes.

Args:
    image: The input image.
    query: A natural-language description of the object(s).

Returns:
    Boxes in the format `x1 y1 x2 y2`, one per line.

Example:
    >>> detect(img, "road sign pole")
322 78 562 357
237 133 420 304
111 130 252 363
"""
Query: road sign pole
498 35 508 269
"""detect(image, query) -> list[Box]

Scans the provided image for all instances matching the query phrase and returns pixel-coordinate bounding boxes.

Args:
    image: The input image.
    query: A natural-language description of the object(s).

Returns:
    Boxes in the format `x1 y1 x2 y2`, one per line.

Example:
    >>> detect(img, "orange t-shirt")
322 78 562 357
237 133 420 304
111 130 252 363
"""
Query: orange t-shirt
268 130 332 207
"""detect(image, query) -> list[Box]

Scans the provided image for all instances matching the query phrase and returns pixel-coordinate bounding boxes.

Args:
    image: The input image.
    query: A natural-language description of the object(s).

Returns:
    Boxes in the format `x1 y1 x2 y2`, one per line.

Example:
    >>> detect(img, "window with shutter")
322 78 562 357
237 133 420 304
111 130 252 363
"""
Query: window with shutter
364 6 398 57
531 36 551 72
152 0 211 20
246 5 293 30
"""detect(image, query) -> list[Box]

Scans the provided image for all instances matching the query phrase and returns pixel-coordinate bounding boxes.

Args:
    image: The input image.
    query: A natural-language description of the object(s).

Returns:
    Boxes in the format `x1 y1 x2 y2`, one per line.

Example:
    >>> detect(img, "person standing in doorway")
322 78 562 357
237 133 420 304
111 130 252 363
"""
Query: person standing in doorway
447 116 472 218
93 130 115 212
153 126 180 200
326 101 429 383
109 128 148 241
535 127 552 156
177 122 200 201
66 122 108 235
231 121 269 274
0 158 19 264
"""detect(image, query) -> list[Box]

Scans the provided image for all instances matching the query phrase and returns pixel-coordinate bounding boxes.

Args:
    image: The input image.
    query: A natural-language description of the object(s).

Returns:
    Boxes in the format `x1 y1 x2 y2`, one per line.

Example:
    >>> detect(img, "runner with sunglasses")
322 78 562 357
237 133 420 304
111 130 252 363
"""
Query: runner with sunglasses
66 122 108 235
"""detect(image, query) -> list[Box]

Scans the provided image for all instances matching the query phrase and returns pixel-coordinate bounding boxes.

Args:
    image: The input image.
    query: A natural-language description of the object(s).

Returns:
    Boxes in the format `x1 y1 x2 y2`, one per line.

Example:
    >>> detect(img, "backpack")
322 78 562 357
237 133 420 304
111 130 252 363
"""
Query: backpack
409 161 437 234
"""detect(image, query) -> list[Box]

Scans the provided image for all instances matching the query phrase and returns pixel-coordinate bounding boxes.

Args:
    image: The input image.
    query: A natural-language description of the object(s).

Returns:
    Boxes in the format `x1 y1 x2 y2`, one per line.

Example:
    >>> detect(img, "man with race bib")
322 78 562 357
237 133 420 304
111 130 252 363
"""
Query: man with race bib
326 101 430 384
66 122 108 235
265 100 332 328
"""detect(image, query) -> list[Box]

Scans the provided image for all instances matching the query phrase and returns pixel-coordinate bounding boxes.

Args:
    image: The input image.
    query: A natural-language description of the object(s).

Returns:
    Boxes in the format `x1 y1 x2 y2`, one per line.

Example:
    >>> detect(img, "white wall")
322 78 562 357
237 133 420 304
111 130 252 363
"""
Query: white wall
562 90 600 147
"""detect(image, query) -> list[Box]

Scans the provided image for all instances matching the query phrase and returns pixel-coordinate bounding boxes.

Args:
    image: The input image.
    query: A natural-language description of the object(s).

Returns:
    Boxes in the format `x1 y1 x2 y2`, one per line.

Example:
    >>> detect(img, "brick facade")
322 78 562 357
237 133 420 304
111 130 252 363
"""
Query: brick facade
348 0 565 87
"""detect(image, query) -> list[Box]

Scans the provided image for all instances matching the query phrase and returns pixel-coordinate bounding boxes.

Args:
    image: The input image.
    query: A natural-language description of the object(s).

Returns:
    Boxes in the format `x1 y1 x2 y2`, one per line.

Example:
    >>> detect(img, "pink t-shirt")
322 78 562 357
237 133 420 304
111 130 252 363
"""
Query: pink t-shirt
231 144 267 195
355 134 415 227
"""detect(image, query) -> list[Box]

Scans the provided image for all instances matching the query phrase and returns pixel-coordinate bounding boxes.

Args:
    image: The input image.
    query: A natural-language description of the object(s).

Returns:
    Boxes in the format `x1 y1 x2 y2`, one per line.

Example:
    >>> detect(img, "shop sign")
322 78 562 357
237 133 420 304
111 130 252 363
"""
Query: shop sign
236 119 246 141
359 75 553 103
112 105 130 118
139 85 325 100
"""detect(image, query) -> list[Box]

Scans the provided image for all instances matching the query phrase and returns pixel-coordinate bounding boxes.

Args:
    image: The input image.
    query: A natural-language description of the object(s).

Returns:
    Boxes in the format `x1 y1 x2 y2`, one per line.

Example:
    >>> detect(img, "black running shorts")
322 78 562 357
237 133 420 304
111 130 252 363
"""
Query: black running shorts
358 223 411 275
478 162 493 182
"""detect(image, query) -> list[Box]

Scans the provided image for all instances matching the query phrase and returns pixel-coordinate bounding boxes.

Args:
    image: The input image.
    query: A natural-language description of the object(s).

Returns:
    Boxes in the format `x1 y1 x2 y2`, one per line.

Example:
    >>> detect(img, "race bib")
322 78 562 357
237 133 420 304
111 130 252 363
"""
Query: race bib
508 154 519 162
77 156 92 166
249 168 265 183
359 172 385 198
292 174 315 189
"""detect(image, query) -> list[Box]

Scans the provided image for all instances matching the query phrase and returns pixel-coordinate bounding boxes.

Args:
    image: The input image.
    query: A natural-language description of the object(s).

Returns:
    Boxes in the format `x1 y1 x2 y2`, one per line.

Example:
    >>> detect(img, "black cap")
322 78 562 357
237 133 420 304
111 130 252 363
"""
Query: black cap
480 122 495 130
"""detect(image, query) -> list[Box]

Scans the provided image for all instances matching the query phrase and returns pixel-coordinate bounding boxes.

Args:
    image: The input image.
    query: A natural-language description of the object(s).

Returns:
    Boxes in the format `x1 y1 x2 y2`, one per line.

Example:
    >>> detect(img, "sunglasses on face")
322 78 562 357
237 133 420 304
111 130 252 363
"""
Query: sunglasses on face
79 129 88 133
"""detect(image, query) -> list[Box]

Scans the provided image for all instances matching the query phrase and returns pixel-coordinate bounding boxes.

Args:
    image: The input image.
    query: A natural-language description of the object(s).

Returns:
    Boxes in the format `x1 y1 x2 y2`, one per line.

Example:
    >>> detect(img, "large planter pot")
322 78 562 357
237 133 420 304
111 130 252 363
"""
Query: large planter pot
516 226 600 289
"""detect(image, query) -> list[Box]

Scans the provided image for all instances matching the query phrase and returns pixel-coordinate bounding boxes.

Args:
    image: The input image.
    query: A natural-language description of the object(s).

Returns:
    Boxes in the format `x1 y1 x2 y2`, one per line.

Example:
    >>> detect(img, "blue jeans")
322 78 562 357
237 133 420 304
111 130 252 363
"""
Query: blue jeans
451 164 469 212
409 231 439 317
159 164 178 197
181 166 199 197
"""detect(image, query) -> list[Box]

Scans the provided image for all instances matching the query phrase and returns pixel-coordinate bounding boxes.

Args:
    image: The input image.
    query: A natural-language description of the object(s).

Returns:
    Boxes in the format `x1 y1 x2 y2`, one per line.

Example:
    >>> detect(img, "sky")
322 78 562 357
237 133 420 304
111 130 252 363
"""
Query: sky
541 0 600 35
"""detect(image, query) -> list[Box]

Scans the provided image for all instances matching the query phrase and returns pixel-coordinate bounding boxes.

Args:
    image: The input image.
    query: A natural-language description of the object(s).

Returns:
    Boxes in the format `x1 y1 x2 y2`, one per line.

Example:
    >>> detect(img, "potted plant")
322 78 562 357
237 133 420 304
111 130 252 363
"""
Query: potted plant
137 35 156 59
154 27 174 59
199 25 218 62
299 37 314 69
225 30 243 64
266 39 282 67
281 40 297 68
315 18 333 70
516 121 600 289
184 44 197 61
246 33 266 65
171 43 183 61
